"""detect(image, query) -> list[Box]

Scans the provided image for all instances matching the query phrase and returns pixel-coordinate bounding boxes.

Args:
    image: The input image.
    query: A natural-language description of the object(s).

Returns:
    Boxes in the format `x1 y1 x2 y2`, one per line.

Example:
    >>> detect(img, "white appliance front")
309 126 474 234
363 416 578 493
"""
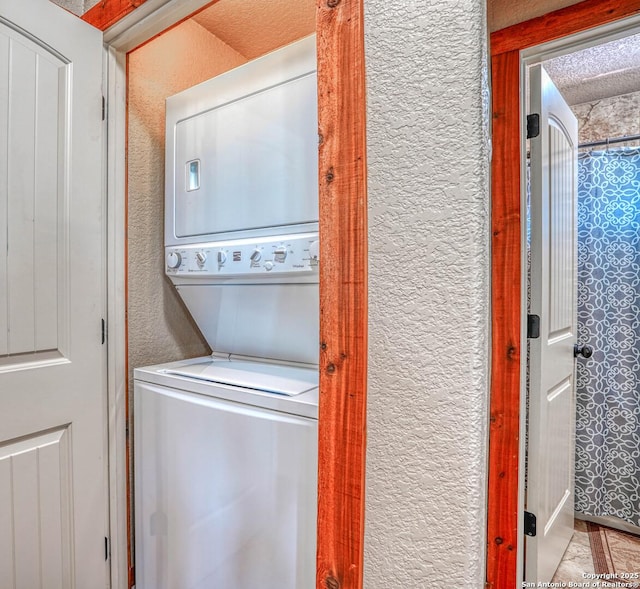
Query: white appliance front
166 36 318 246
165 231 319 365
134 362 318 589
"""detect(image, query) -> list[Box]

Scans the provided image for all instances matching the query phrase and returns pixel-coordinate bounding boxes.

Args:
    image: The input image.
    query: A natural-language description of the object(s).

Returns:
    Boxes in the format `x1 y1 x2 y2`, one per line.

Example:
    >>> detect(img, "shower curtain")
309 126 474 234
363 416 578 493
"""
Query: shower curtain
575 148 640 527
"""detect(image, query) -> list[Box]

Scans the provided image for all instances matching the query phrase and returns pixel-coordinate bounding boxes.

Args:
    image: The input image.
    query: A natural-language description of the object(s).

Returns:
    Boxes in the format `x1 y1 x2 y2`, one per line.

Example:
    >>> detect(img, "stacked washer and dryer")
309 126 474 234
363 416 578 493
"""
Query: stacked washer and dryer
133 37 319 589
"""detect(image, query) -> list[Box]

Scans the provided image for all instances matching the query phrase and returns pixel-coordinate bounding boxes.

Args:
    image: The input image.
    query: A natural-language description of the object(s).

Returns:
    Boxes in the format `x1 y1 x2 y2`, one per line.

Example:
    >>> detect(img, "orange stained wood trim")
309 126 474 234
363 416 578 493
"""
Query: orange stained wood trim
82 0 221 36
316 0 368 588
486 48 521 589
488 1 640 587
82 0 149 30
491 0 640 55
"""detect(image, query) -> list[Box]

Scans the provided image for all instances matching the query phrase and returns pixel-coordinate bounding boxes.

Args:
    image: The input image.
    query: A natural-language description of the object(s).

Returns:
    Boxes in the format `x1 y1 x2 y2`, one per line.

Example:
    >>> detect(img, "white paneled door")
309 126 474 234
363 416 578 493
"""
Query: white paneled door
0 0 107 587
526 64 578 583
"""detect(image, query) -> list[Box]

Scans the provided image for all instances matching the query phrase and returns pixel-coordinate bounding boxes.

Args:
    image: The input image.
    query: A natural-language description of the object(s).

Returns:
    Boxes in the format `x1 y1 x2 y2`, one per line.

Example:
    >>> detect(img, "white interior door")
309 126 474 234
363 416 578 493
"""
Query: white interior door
0 0 107 587
526 64 578 583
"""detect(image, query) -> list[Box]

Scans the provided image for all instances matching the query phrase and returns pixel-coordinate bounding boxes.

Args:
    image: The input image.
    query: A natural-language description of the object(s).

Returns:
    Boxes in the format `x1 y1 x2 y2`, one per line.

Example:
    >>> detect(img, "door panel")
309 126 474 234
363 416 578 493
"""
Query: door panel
0 22 67 359
0 428 72 589
0 0 107 586
527 64 578 583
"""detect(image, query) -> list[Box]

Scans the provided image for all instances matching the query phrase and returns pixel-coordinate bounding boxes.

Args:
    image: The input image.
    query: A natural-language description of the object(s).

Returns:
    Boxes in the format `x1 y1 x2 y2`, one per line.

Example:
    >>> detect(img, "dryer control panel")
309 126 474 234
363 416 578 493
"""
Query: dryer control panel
165 232 319 277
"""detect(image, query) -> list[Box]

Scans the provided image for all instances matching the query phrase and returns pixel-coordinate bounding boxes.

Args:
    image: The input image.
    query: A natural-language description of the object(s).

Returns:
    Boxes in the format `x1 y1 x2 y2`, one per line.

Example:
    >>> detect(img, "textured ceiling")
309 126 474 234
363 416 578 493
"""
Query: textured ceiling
192 0 315 60
544 33 640 105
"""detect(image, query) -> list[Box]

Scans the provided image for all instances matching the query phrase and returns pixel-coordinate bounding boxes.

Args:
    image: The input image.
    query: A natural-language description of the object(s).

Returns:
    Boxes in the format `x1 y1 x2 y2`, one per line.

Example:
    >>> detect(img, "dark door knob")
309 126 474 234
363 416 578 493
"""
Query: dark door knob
574 344 593 359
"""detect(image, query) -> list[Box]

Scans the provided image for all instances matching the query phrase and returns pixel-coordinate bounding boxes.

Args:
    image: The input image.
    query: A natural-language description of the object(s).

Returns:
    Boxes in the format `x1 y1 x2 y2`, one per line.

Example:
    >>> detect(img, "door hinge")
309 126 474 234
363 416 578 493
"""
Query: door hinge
102 95 106 121
527 314 540 339
101 318 106 345
105 536 110 561
527 113 540 139
524 511 537 537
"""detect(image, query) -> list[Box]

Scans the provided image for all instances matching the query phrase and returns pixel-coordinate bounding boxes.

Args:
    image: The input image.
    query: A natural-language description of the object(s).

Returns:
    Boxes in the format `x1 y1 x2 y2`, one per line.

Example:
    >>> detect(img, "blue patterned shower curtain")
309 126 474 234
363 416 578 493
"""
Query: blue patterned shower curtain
575 149 640 527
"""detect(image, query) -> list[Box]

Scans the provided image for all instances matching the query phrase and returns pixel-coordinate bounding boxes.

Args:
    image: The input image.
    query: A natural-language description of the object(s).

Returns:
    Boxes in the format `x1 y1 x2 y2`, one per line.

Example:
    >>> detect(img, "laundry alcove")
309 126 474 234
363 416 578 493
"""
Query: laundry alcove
104 0 368 587
126 0 317 578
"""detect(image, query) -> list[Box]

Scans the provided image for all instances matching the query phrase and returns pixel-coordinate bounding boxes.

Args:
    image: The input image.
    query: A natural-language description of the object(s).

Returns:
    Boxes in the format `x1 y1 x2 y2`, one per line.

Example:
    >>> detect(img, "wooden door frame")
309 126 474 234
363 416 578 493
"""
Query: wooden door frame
83 1 367 589
487 1 640 587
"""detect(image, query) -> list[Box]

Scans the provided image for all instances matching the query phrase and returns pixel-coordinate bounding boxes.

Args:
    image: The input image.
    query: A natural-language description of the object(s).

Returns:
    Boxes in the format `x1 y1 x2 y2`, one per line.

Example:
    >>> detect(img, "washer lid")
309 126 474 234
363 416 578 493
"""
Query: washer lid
163 359 318 396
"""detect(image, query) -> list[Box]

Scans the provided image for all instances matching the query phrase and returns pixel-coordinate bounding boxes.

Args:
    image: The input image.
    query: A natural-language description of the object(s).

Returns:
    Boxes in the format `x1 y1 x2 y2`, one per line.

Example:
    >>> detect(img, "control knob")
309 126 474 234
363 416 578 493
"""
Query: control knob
309 240 320 262
195 251 207 267
166 251 182 269
217 250 227 265
250 249 262 262
274 245 287 262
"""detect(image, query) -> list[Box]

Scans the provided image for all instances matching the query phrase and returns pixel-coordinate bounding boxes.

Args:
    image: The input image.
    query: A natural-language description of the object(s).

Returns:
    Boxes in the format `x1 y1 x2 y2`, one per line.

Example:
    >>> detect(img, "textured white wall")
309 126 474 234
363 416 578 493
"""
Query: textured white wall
363 1 490 587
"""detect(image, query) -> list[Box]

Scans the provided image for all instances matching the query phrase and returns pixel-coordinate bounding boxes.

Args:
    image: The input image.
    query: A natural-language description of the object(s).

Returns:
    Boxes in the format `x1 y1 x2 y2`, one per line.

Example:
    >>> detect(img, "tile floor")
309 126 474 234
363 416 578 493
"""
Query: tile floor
551 519 640 585
552 520 595 582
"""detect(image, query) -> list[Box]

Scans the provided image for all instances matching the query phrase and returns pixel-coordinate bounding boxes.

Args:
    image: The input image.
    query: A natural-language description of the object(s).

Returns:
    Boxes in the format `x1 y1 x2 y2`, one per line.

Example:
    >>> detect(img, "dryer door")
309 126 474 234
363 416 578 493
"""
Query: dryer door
170 68 318 241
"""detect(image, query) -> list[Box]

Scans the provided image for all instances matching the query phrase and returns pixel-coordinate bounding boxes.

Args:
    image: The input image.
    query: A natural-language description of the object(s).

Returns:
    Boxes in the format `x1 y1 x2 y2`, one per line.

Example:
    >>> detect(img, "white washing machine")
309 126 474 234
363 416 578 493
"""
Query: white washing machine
134 36 320 589
134 356 318 589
